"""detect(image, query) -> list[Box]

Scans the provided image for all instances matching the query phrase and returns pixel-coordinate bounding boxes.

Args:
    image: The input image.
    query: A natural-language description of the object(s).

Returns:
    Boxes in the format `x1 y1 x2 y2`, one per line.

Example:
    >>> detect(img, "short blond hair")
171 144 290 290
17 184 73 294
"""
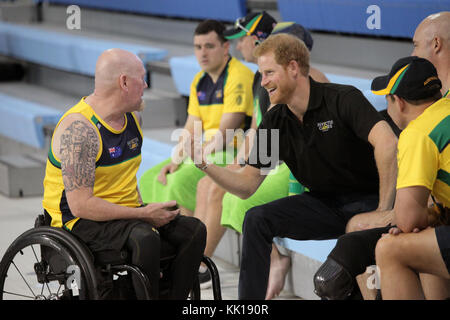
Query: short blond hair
253 33 310 76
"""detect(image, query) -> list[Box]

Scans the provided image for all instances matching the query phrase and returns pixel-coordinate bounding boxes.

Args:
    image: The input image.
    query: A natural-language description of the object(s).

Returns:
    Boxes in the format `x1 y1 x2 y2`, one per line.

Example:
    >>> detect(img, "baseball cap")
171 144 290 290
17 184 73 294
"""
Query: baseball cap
371 56 442 100
224 11 277 40
271 22 314 51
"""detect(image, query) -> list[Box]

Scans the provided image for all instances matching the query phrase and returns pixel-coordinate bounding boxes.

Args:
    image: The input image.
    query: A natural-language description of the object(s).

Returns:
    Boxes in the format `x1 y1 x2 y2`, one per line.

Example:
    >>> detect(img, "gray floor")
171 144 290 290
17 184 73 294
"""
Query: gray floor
0 192 298 300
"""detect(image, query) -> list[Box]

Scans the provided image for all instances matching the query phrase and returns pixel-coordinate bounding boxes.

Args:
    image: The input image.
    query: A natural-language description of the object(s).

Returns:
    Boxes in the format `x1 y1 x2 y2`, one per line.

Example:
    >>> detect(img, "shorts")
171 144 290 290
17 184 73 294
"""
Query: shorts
71 218 146 254
435 225 450 274
221 163 290 233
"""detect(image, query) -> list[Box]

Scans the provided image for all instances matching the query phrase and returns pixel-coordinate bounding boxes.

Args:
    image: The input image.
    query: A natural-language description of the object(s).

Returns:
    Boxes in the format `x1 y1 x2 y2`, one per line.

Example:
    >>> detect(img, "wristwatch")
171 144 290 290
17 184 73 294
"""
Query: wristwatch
195 162 209 171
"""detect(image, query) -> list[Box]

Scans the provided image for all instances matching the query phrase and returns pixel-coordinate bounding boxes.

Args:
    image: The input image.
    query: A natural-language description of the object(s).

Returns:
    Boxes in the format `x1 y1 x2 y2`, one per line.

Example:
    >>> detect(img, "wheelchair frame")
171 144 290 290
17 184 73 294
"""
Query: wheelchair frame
0 215 222 300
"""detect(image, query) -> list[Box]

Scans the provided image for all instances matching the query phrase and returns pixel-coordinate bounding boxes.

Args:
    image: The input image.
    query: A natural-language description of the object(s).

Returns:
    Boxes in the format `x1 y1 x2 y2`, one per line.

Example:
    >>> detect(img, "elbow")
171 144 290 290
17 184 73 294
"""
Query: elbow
68 202 83 218
239 185 257 200
396 218 427 233
66 196 88 219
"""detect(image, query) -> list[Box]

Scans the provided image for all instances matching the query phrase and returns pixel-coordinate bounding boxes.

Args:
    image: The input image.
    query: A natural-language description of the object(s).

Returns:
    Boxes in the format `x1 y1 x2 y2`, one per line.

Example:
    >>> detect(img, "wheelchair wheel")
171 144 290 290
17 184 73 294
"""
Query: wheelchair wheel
0 227 99 300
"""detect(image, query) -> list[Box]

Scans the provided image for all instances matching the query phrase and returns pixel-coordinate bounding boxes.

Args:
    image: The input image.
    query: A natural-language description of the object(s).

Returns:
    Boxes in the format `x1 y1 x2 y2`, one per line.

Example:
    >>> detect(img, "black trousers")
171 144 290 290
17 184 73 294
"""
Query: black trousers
238 191 379 300
328 225 392 278
72 215 206 299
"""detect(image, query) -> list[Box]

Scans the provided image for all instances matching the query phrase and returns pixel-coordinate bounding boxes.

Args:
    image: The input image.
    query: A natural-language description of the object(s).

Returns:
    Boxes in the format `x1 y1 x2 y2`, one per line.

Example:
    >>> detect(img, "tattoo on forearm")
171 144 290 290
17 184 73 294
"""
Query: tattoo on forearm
60 121 99 192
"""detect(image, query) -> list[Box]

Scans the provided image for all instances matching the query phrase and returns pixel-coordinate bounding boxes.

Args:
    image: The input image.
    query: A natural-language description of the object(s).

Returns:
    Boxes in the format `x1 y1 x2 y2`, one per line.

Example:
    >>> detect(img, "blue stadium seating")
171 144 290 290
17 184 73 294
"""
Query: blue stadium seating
0 21 168 76
278 0 450 38
41 0 247 22
274 238 336 263
0 21 168 149
169 55 387 110
169 55 258 95
0 93 63 149
137 139 175 181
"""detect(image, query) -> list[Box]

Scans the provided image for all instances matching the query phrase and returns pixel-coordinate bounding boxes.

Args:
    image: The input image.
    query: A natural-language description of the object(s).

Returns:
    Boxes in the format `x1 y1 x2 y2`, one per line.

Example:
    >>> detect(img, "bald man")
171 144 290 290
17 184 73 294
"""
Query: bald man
412 11 450 95
42 48 206 300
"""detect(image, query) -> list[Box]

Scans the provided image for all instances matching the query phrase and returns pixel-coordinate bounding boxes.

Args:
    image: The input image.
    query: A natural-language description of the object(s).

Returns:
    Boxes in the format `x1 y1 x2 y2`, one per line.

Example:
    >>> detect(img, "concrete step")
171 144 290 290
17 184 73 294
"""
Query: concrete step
0 81 187 129
0 154 45 198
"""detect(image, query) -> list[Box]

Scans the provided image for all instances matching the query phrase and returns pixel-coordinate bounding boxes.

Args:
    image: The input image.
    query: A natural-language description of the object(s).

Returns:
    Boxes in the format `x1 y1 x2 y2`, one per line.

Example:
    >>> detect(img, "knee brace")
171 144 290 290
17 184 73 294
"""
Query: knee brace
313 257 354 300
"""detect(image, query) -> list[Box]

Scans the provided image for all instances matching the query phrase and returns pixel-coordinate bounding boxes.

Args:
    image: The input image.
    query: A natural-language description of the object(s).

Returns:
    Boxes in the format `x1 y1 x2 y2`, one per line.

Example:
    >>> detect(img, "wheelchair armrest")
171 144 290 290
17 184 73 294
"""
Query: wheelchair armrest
35 211 52 228
34 214 46 228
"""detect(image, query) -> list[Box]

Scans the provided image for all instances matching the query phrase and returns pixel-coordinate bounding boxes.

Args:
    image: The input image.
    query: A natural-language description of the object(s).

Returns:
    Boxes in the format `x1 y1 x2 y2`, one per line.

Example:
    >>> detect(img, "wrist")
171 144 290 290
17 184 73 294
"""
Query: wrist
195 159 209 170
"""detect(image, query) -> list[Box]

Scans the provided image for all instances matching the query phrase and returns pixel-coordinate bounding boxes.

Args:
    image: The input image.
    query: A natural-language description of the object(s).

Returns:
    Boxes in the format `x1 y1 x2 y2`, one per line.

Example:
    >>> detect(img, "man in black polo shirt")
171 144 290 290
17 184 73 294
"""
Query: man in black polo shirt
189 33 398 299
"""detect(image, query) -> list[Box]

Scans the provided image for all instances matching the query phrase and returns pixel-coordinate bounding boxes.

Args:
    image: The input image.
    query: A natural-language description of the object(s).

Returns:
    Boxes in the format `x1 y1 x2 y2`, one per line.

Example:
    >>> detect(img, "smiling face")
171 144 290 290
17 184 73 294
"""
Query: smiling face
258 51 296 105
194 31 230 75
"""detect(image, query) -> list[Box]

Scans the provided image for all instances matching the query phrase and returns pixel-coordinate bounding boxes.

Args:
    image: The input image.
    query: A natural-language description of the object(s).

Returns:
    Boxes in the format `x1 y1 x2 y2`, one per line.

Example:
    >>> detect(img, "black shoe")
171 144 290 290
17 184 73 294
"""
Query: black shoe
198 269 212 289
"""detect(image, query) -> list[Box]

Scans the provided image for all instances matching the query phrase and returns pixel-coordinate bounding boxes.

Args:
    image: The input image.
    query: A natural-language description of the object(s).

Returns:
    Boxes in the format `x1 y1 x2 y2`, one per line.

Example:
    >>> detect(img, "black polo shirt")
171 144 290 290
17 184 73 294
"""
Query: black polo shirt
247 77 384 194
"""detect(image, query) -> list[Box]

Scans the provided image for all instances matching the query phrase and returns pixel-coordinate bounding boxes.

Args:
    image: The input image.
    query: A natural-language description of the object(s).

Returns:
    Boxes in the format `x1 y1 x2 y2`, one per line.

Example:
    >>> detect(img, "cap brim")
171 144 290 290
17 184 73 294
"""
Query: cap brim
224 28 247 39
371 64 410 96
371 75 391 96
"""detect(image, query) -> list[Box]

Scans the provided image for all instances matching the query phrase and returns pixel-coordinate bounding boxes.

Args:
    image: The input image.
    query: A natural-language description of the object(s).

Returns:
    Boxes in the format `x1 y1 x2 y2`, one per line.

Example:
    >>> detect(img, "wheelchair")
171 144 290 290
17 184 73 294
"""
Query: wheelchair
0 213 222 300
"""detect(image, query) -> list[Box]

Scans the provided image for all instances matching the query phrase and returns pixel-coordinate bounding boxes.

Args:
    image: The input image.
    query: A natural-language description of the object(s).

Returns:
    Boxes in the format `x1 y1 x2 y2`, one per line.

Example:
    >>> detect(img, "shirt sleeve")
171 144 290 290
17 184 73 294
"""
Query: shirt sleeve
397 128 438 191
223 65 254 115
339 88 384 141
187 75 201 117
246 115 278 170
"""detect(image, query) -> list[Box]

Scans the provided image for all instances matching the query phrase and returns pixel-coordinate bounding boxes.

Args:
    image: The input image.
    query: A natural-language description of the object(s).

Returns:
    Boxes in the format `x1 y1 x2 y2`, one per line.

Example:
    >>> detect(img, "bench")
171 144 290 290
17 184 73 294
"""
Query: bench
42 0 246 22
278 0 450 38
169 55 258 96
169 55 387 110
0 92 63 149
0 21 168 76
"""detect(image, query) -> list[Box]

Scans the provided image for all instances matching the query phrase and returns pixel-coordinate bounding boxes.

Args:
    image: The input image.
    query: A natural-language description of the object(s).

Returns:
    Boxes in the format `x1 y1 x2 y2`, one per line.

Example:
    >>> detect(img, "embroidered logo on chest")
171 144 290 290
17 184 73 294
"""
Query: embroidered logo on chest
197 91 206 101
317 120 334 132
127 137 139 150
108 146 122 158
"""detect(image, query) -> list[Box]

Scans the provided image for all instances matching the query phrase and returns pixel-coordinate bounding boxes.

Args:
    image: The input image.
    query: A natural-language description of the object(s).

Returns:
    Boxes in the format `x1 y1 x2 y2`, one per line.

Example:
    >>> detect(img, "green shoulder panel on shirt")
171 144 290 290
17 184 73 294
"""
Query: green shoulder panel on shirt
437 169 450 187
428 115 450 152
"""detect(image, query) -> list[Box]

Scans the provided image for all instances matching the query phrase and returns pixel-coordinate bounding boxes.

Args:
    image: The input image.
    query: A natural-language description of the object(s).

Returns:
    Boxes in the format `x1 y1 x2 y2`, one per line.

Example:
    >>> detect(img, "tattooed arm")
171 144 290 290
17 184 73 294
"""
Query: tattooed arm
54 114 179 227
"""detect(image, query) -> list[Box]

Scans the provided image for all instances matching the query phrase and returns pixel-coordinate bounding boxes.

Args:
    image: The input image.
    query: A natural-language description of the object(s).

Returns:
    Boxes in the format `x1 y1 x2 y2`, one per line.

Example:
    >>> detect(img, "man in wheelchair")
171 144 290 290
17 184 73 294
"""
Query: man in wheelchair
39 48 207 300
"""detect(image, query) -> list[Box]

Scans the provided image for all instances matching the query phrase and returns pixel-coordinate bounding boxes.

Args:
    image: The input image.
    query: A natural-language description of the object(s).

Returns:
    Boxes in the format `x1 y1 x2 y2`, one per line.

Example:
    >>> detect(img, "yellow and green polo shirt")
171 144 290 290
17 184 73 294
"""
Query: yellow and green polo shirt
397 97 450 207
42 98 143 230
187 56 254 141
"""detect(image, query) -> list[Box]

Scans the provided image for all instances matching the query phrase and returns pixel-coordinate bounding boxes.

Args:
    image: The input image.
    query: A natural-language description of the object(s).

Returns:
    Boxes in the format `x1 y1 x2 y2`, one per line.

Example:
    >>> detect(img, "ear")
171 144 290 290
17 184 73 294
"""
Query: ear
432 36 442 54
287 60 299 77
222 40 230 53
119 74 128 92
393 95 406 112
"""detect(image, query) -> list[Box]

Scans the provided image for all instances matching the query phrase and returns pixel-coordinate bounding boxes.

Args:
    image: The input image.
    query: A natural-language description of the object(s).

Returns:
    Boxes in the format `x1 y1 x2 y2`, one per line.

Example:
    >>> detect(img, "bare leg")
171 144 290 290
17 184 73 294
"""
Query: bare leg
356 270 378 300
195 166 241 258
265 244 291 300
179 205 193 216
419 273 450 300
203 182 227 258
376 228 450 300
193 176 214 222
